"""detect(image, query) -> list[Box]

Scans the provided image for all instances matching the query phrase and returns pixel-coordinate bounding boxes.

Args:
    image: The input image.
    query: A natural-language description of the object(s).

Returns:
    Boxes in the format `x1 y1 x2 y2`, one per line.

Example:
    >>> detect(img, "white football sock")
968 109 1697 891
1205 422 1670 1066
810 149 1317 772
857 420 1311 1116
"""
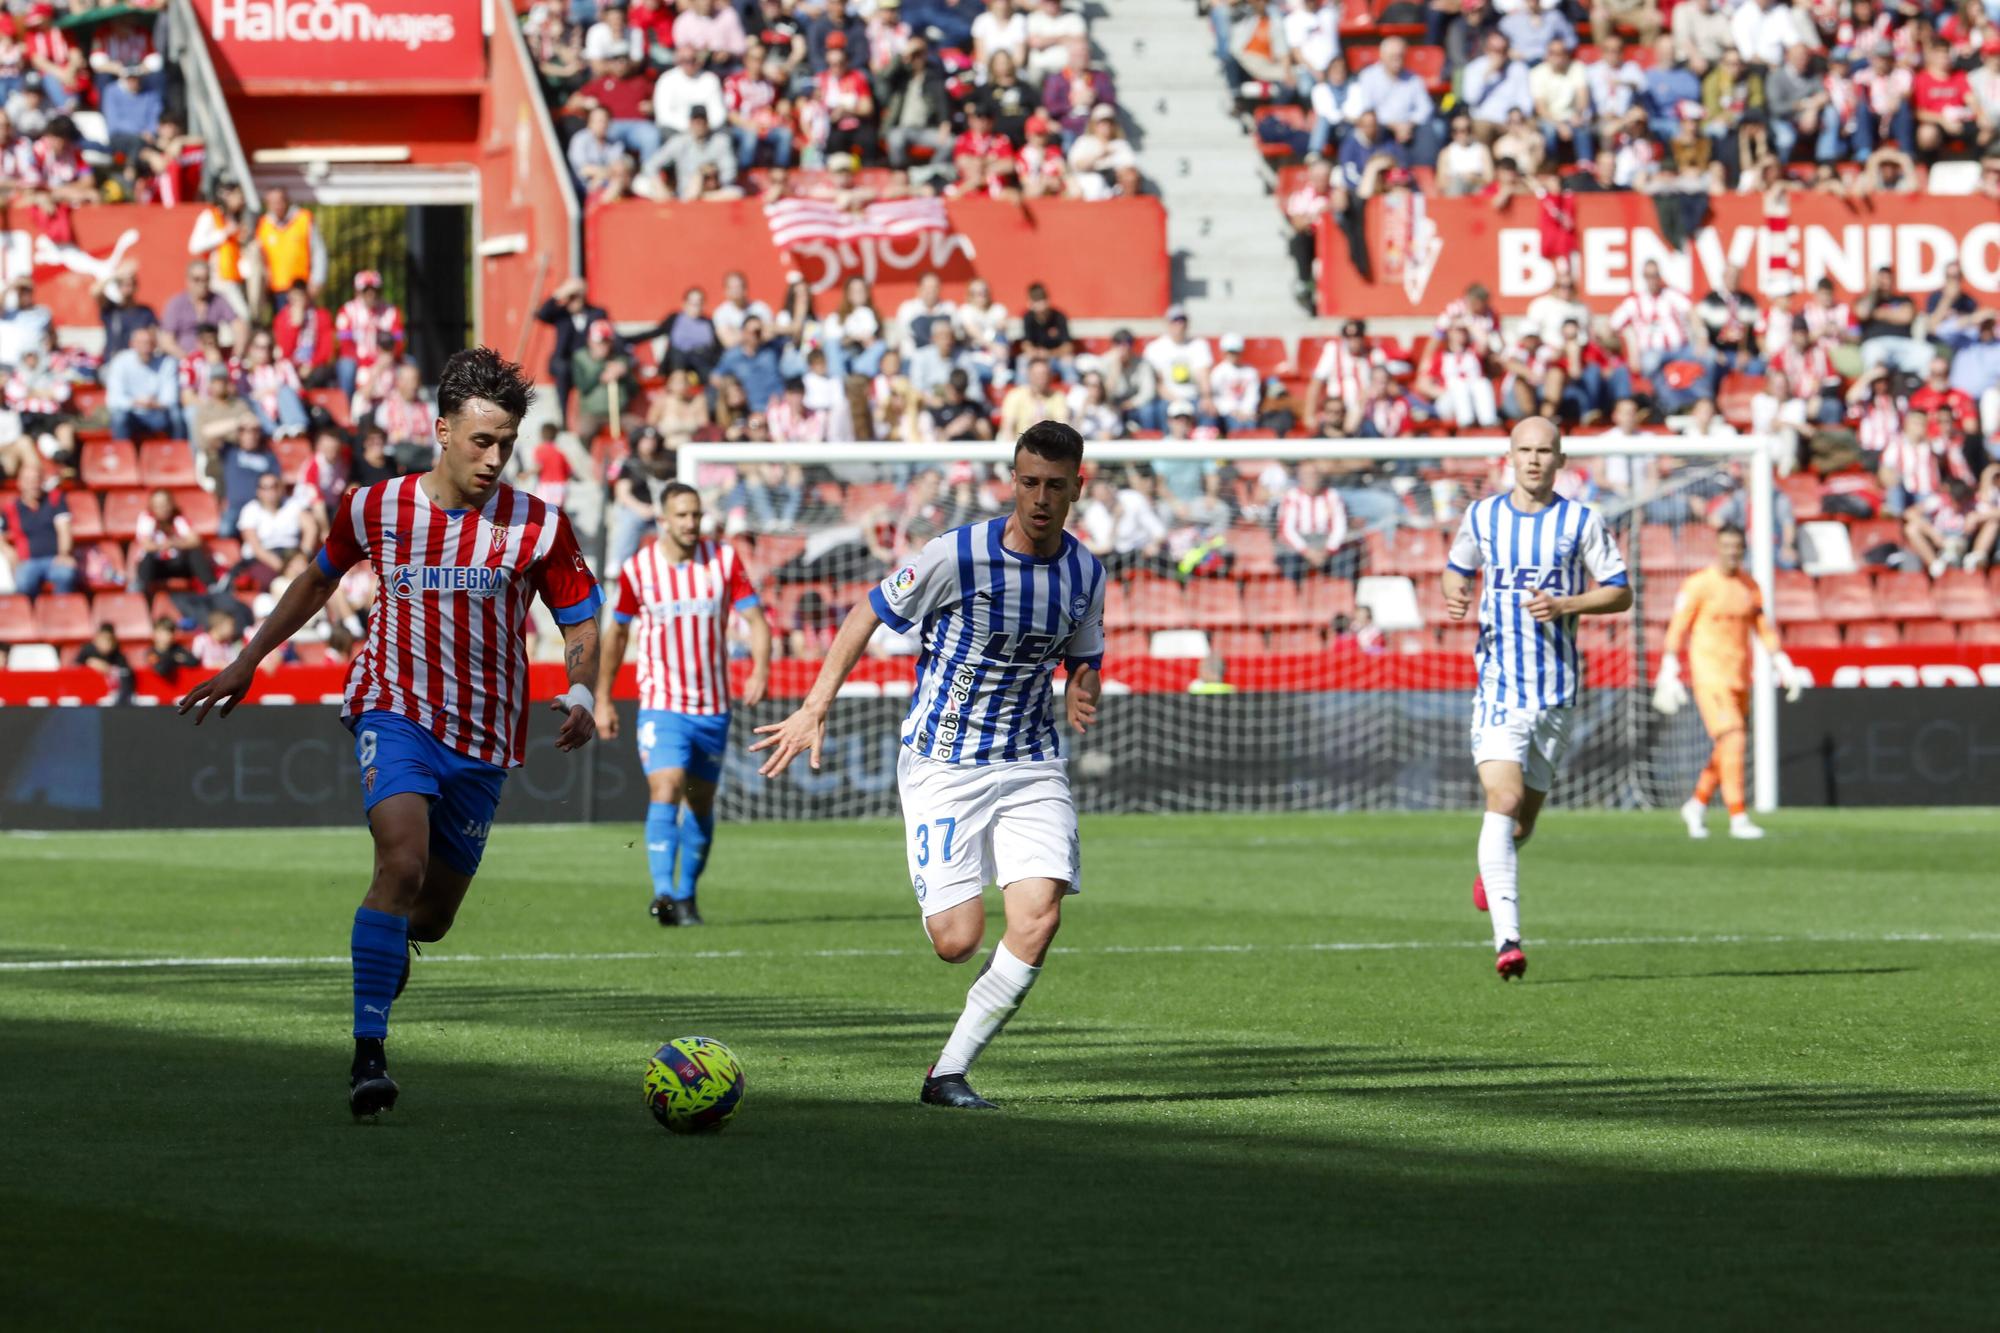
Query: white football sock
931 940 1040 1078
1479 811 1521 950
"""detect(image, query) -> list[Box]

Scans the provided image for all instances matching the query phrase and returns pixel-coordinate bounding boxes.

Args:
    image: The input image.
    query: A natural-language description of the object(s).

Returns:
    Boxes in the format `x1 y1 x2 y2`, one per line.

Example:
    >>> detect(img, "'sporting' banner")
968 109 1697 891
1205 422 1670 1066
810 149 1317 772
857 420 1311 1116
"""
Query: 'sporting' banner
190 0 486 93
1321 193 2000 318
586 197 1169 320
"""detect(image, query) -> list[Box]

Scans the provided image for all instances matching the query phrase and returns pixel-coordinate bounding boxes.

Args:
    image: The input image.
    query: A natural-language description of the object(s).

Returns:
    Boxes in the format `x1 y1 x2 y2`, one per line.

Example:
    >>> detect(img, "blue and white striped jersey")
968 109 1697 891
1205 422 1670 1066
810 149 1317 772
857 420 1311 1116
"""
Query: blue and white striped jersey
1447 493 1628 711
869 517 1107 766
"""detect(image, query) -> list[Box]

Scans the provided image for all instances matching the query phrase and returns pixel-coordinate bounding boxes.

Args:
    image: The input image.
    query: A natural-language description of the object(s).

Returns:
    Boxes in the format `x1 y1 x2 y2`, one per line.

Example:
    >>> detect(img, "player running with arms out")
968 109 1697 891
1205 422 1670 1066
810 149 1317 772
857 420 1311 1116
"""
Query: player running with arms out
178 348 604 1118
1443 417 1633 980
1652 525 1803 841
750 421 1105 1111
595 481 771 925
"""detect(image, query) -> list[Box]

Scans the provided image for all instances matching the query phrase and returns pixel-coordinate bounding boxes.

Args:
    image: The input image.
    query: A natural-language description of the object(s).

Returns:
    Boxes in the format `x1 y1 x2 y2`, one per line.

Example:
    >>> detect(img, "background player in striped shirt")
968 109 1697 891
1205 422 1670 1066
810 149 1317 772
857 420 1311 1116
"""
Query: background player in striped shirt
595 482 771 926
1442 418 1632 980
752 422 1105 1110
1653 526 1805 841
177 348 604 1118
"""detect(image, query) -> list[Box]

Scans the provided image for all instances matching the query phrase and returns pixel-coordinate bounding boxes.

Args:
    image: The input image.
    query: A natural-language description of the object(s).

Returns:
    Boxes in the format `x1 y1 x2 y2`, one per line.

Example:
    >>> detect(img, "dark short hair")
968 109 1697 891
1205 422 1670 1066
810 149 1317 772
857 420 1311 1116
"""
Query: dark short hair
660 480 699 507
436 346 535 422
1716 524 1746 543
1013 419 1084 469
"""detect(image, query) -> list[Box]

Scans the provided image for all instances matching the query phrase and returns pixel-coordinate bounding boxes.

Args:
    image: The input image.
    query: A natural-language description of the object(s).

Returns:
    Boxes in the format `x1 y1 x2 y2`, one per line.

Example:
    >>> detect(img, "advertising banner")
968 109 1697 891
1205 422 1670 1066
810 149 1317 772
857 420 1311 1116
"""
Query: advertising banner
0 204 210 331
189 0 486 93
585 196 1169 320
1779 688 2000 806
1320 193 2000 318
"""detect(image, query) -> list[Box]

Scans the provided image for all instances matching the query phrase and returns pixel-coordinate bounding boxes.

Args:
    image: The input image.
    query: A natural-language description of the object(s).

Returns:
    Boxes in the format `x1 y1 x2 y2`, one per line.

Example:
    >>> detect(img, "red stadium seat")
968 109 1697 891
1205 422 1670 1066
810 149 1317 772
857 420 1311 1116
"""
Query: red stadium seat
1208 628 1268 656
307 386 352 428
1268 627 1326 653
1845 619 1902 647
93 591 150 640
79 439 139 489
100 489 148 540
1638 524 1685 572
0 594 34 642
272 437 312 478
1237 338 1291 377
1435 624 1479 655
64 489 104 541
1960 619 2000 645
1414 575 1450 623
139 441 200 488
1298 575 1356 622
1230 525 1279 577
292 640 332 665
1772 569 1820 622
32 592 92 642
1642 578 1680 623
1848 517 1904 555
1874 570 1936 620
1903 619 1958 645
1784 621 1841 648
1122 574 1191 629
1934 570 1995 620
81 541 128 592
1242 578 1307 625
1187 579 1245 627
1779 473 1824 522
1815 573 1879 621
1368 527 1445 577
172 488 221 538
1102 628 1149 657
1716 373 1760 427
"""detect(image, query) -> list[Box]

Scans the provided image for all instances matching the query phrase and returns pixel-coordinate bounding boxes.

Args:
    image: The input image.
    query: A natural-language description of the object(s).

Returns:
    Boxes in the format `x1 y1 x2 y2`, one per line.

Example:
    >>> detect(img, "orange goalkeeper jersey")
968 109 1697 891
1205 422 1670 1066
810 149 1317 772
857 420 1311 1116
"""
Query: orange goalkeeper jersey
1664 567 1779 692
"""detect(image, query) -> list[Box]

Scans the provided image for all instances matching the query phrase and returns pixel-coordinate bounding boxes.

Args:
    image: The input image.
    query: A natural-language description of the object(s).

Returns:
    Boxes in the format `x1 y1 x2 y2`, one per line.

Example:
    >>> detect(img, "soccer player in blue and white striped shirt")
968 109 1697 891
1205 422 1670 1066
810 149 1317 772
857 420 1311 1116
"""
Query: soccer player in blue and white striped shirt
753 422 1106 1109
1442 418 1633 980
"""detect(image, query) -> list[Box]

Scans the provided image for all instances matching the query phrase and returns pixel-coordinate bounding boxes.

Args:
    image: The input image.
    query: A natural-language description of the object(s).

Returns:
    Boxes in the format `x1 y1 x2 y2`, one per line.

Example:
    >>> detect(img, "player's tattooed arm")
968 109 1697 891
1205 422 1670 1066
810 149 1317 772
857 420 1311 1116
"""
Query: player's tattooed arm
178 559 340 723
551 617 601 751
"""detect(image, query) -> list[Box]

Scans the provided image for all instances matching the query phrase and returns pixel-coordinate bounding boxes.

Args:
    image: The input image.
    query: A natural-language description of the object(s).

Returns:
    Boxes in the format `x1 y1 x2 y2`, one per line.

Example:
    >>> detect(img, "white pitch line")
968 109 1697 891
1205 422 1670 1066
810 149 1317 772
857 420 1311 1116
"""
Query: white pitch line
2 932 1998 973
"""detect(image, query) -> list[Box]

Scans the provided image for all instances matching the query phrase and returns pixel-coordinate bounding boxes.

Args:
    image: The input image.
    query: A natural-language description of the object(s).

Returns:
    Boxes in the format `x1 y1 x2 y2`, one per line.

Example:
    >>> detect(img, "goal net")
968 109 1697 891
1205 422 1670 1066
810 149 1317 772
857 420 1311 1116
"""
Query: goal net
666 434 1778 822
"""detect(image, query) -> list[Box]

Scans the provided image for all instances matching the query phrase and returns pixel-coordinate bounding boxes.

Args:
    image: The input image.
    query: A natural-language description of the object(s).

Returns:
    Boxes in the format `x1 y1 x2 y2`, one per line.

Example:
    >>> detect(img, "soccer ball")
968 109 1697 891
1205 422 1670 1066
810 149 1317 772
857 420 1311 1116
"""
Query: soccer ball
644 1036 746 1134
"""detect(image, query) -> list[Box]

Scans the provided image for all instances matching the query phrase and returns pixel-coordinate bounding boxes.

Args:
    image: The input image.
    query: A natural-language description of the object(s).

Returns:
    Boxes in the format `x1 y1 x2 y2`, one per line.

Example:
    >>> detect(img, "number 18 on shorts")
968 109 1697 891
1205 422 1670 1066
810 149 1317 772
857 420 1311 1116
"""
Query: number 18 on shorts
1469 697 1573 792
897 748 1082 918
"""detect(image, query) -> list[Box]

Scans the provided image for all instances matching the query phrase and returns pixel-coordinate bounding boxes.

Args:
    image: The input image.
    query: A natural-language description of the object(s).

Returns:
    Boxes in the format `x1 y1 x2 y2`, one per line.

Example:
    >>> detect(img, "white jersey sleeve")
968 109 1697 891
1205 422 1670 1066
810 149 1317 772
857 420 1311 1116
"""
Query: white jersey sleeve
1579 508 1628 586
870 532 962 633
1065 562 1106 668
1447 507 1484 575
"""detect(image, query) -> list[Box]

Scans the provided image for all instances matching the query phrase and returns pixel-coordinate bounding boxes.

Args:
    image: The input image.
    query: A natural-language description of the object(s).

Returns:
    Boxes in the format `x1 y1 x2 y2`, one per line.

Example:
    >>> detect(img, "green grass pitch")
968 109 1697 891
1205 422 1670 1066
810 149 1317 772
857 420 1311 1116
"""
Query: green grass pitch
5 809 1998 1329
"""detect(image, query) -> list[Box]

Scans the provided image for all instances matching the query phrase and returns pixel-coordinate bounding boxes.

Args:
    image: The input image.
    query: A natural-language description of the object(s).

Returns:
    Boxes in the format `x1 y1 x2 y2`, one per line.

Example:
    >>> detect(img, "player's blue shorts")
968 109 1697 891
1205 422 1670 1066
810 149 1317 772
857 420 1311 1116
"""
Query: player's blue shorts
636 709 732 783
350 710 508 878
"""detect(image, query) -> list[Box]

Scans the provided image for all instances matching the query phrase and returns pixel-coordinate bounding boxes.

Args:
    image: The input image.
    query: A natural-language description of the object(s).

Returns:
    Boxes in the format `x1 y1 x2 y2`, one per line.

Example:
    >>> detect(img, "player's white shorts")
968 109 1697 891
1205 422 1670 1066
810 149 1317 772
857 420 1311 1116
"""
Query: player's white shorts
896 746 1081 918
1469 698 1573 792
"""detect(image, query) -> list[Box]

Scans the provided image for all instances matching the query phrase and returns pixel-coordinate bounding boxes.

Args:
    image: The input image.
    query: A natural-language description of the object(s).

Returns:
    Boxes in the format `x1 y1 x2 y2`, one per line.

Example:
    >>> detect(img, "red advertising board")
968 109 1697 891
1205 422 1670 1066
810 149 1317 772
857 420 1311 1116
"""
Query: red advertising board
3 645 1992 706
585 196 1170 321
1321 192 2000 318
189 0 486 93
0 203 211 330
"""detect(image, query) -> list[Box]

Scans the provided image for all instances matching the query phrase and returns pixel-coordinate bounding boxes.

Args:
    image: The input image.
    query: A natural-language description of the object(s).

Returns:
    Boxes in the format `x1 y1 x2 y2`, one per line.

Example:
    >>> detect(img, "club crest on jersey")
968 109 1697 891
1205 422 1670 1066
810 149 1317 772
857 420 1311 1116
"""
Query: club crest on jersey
1555 536 1577 561
1070 593 1089 618
390 563 510 599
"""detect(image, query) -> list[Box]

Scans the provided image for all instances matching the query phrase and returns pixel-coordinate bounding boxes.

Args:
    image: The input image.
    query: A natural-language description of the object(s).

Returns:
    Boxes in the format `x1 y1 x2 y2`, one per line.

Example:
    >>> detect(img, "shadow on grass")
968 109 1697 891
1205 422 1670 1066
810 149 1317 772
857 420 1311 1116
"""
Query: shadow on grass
8 1015 2000 1331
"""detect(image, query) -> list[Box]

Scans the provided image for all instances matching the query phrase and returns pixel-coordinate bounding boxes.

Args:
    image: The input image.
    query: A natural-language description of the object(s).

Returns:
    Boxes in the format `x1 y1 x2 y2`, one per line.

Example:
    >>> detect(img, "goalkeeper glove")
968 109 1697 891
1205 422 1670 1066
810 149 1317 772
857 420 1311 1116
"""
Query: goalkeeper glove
1773 651 1804 703
1652 654 1688 715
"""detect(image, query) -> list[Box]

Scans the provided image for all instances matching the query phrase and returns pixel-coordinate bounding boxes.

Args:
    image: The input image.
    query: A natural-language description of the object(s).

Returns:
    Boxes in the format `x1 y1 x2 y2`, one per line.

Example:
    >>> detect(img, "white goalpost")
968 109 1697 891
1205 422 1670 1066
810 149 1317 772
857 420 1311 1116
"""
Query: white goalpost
672 433 1781 819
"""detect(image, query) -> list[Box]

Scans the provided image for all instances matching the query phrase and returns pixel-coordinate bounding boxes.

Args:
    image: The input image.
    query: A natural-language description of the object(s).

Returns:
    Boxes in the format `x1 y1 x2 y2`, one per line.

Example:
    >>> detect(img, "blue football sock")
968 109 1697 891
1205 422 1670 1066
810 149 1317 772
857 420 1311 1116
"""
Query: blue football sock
645 802 680 902
674 808 715 901
351 907 408 1040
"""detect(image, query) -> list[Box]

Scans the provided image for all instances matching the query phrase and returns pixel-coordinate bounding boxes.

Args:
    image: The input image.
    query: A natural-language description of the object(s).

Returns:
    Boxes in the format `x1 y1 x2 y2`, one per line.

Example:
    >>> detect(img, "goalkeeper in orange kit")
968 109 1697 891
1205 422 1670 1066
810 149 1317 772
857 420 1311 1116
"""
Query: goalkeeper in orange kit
1652 526 1805 839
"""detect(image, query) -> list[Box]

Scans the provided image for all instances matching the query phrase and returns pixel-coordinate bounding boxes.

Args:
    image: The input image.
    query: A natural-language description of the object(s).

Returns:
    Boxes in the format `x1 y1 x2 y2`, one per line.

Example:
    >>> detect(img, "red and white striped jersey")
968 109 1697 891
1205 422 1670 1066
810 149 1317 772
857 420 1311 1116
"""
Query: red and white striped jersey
613 539 759 715
297 454 346 508
241 358 300 424
376 392 436 446
1879 432 1973 500
1311 340 1383 414
1278 486 1349 554
1433 299 1501 353
1800 299 1852 347
1852 394 1904 456
336 299 405 367
315 476 603 768
1771 341 1834 393
1608 287 1693 356
1428 346 1487 389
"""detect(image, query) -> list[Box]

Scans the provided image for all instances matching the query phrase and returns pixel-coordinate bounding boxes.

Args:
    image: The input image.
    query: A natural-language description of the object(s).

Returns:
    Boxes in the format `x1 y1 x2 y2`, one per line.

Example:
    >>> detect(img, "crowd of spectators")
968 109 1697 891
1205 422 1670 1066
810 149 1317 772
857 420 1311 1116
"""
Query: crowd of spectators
527 0 1146 203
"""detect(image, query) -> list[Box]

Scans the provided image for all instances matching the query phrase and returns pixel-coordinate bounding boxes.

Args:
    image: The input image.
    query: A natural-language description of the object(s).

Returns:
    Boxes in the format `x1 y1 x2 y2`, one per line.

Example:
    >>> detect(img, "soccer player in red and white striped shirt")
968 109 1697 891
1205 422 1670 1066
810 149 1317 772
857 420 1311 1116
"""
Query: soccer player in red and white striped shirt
597 482 772 925
1608 261 1695 375
178 348 604 1119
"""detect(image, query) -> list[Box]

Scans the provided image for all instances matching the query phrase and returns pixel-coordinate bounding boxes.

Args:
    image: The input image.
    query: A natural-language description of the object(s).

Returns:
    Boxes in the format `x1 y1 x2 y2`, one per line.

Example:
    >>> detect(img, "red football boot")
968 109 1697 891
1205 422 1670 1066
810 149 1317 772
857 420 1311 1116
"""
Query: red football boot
1495 942 1527 980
